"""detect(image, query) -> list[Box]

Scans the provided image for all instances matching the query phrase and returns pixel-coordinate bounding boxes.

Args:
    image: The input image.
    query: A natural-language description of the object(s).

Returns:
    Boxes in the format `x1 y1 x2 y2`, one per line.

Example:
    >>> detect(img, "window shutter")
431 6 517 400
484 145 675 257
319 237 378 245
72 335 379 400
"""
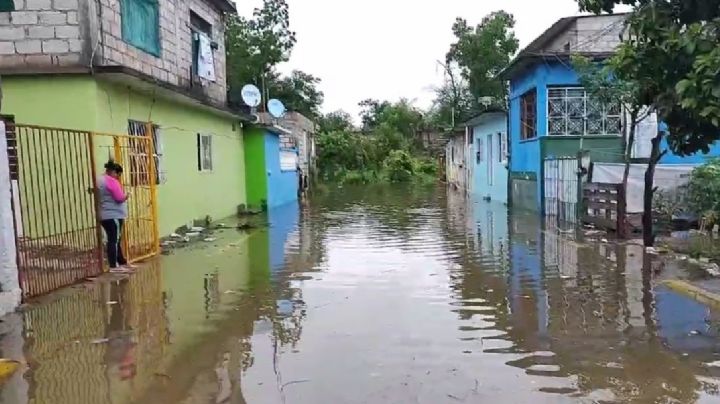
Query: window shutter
197 133 202 171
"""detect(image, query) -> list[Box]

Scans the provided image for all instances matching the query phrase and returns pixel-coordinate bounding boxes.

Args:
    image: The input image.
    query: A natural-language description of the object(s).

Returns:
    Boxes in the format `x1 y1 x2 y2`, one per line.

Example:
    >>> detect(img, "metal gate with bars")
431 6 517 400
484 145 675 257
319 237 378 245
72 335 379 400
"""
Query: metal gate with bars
543 156 585 224
6 122 159 298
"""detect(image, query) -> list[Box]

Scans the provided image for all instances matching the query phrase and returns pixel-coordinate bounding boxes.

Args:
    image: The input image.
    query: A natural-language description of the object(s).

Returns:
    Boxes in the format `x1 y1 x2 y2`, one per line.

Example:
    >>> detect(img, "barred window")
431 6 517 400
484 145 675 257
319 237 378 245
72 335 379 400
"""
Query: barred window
547 87 621 136
128 120 163 185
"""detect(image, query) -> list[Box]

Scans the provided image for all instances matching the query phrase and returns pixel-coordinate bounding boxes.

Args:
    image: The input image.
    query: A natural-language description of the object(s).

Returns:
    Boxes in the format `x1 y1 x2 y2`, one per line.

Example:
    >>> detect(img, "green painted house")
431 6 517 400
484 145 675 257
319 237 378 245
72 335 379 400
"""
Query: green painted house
0 0 250 235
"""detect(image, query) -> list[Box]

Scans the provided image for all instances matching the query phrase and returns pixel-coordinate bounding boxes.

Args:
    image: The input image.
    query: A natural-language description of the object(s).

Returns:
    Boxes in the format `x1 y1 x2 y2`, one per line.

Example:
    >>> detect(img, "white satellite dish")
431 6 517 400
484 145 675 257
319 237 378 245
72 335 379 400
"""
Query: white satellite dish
241 84 261 108
267 99 286 119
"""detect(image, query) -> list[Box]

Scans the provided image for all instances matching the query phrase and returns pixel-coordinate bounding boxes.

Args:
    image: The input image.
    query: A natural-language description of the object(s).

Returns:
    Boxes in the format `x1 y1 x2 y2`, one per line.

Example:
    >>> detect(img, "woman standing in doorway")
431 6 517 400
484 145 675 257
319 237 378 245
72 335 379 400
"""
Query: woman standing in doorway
99 161 133 273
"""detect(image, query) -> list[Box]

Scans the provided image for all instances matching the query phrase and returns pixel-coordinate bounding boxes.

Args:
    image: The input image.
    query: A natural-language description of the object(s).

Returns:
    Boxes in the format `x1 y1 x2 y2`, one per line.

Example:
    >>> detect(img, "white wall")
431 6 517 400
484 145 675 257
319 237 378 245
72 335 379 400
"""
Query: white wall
0 121 22 316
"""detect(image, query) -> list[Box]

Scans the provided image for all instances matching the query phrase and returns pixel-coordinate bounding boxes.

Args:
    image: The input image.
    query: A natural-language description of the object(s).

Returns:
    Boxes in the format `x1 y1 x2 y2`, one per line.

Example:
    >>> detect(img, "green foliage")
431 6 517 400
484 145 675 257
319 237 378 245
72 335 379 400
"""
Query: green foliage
225 0 323 118
267 70 324 118
316 100 437 185
318 110 354 133
687 159 720 226
225 0 295 103
446 11 519 110
575 0 720 156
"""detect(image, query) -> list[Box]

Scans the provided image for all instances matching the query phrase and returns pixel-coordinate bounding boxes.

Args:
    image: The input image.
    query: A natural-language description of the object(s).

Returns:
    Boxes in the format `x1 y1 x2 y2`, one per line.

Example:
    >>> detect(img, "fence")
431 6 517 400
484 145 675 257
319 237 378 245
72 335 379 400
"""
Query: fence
7 122 159 298
544 157 580 224
582 182 626 237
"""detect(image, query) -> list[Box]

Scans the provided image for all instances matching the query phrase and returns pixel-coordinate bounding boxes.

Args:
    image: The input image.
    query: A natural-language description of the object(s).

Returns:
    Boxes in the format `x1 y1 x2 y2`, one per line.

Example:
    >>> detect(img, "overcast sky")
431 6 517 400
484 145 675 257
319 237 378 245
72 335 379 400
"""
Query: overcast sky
235 0 596 120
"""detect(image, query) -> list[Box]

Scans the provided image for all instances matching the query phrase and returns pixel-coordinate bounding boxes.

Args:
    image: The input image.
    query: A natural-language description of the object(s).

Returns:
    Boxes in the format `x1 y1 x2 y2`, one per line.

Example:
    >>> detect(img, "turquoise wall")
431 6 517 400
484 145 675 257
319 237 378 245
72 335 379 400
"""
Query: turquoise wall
264 133 298 208
472 113 508 203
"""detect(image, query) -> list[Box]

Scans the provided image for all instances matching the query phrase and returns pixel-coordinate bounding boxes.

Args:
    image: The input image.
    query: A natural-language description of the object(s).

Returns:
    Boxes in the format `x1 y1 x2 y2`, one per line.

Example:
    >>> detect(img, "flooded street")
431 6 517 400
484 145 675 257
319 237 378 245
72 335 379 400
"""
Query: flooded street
2 185 720 403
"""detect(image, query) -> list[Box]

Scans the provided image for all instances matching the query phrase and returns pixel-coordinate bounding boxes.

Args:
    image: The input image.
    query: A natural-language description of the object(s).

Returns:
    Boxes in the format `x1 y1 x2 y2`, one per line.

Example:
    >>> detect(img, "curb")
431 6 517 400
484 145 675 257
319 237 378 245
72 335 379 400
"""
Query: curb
662 280 720 309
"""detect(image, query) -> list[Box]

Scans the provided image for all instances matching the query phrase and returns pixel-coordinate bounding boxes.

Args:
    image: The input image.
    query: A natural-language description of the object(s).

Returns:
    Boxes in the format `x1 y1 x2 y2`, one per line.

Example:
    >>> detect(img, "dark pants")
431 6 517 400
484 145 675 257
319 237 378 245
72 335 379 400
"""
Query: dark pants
101 219 127 268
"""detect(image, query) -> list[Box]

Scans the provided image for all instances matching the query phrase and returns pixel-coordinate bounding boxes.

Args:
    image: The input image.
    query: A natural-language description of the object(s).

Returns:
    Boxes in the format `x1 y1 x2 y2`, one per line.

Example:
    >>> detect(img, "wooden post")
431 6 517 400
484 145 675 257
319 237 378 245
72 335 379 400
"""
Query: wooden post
617 182 627 238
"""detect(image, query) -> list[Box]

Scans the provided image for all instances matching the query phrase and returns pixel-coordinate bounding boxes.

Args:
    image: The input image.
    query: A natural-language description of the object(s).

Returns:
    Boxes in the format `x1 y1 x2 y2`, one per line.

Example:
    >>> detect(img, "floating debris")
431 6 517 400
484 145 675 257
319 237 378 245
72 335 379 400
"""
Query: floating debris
0 359 20 381
203 237 217 242
190 226 205 232
106 301 118 305
91 338 110 344
689 330 701 336
705 263 720 277
185 232 201 237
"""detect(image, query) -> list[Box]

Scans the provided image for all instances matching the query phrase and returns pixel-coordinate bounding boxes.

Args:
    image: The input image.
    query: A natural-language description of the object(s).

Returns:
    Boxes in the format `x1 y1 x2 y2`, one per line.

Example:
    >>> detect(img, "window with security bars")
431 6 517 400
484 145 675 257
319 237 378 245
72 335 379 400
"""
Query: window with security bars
197 134 213 172
127 120 163 185
547 87 621 136
2 115 17 181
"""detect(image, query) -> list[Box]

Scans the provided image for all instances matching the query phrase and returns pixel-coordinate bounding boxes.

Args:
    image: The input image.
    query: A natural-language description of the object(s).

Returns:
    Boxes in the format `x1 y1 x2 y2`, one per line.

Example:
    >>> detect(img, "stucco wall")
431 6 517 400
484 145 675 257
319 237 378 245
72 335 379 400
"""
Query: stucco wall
265 133 297 208
0 121 22 315
472 113 508 203
95 81 243 235
1 76 245 236
243 127 267 208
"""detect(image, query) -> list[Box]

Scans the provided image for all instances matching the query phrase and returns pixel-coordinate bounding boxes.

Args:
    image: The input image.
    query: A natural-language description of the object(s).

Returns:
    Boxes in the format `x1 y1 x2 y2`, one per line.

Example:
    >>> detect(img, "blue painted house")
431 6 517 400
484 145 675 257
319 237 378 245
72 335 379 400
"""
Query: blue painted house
502 14 720 214
465 111 509 203
244 125 299 210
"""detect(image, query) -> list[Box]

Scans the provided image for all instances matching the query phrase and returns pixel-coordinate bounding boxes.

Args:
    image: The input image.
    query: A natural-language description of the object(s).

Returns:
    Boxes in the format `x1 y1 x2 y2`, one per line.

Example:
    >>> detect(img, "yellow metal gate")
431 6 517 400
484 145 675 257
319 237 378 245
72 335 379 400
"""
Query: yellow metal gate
8 123 159 298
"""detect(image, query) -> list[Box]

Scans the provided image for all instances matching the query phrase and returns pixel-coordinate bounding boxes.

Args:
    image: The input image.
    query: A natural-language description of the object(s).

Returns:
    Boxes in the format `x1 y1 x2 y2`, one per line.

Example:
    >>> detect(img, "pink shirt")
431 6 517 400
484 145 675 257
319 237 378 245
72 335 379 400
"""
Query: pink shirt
105 175 126 203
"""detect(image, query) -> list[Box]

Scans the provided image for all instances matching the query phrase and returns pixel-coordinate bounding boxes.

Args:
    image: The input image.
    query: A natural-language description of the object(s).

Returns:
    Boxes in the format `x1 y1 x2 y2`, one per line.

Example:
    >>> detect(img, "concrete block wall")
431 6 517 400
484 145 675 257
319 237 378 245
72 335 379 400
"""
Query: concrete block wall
545 14 626 54
0 0 86 68
98 0 228 104
279 112 315 174
0 0 229 105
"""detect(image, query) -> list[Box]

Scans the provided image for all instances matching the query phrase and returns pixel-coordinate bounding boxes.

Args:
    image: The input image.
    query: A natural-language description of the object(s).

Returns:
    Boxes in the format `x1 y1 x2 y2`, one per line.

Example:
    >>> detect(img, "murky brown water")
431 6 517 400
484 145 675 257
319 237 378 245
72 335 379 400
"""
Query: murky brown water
2 184 720 403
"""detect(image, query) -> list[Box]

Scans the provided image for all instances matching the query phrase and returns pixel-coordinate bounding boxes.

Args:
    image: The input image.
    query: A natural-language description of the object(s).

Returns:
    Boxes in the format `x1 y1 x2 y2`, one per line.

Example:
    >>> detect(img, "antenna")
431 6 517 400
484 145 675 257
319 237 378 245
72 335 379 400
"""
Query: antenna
267 99 286 122
241 84 262 114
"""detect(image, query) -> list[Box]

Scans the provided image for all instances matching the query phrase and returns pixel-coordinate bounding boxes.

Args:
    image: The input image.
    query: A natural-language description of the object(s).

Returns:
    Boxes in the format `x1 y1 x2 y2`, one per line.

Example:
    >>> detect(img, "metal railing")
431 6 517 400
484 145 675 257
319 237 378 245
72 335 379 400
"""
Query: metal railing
8 123 159 298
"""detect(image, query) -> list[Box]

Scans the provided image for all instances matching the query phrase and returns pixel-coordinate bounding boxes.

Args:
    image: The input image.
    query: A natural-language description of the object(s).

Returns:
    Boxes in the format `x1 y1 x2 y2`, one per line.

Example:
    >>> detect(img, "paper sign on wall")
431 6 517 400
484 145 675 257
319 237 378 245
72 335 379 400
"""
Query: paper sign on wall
280 150 297 171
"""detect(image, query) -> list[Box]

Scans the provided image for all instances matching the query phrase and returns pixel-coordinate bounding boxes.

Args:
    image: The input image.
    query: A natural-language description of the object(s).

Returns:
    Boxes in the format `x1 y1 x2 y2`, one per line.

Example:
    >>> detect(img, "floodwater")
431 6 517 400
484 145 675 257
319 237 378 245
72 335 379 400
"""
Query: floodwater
2 185 720 403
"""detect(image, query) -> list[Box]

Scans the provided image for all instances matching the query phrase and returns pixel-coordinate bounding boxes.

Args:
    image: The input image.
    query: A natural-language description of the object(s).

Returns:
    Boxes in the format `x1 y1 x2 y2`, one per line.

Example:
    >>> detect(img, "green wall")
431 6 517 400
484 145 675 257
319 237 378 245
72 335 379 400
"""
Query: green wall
243 128 266 208
2 75 247 236
541 136 624 163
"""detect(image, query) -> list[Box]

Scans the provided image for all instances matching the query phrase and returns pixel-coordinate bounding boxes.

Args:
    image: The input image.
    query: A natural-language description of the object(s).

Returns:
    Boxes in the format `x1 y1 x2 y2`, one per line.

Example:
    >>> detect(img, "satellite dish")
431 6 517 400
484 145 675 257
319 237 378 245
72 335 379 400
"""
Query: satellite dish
267 99 286 118
241 84 261 108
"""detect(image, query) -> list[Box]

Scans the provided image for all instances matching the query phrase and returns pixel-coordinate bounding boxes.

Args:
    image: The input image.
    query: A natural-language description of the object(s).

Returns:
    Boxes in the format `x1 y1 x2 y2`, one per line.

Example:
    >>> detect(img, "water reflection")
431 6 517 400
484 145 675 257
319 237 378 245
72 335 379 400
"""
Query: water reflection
1 185 720 403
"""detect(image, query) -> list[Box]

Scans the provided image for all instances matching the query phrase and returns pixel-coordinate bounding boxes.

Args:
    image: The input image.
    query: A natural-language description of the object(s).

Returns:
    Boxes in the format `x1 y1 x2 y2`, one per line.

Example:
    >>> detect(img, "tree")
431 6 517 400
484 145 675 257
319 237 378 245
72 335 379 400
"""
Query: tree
573 55 651 238
268 70 324 119
428 62 473 130
446 11 519 111
318 110 354 133
225 0 296 107
358 99 391 131
576 0 720 245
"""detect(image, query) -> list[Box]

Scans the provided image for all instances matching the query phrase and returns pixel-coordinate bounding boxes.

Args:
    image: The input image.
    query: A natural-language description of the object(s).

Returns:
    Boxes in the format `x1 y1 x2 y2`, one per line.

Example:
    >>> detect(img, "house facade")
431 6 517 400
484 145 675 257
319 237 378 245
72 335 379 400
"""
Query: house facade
445 129 469 191
244 125 298 210
0 0 249 235
503 13 720 214
466 111 508 203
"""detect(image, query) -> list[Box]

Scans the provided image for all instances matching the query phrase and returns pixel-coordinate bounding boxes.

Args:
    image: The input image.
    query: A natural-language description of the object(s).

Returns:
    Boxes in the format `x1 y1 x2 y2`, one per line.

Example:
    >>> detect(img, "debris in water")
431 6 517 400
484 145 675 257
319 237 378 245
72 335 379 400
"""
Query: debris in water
185 232 200 237
224 290 237 294
704 361 720 367
0 359 20 381
706 264 720 277
106 301 118 305
700 257 711 264
92 338 110 344
689 330 701 336
601 238 609 243
203 237 217 242
170 233 182 238
190 226 205 232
